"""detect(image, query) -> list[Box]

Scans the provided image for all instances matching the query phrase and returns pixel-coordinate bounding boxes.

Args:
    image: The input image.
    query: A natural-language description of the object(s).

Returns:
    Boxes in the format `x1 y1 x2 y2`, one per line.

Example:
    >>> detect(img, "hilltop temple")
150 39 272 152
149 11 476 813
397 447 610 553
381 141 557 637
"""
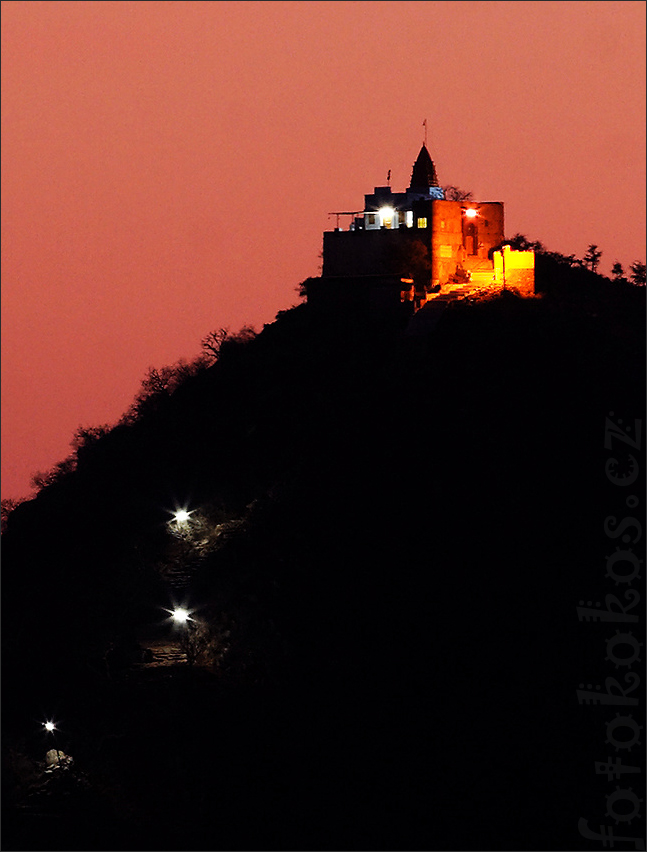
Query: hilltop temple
306 142 534 313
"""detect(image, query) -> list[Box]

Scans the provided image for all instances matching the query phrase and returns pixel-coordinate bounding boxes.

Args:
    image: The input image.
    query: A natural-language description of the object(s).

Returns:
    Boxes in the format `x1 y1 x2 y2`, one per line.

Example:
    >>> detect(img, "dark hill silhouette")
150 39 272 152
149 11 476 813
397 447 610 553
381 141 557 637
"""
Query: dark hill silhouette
2 268 645 851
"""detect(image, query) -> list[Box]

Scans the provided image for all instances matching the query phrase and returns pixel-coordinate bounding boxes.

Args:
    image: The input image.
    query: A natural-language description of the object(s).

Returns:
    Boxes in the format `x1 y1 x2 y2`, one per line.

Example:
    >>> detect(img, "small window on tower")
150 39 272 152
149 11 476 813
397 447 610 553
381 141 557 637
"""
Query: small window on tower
417 217 428 229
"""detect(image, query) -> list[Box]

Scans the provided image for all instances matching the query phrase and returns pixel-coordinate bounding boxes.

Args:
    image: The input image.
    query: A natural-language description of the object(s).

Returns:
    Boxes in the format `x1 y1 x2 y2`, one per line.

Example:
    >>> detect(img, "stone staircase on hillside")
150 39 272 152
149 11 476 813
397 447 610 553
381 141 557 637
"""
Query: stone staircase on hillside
407 264 498 335
422 260 497 301
463 259 496 288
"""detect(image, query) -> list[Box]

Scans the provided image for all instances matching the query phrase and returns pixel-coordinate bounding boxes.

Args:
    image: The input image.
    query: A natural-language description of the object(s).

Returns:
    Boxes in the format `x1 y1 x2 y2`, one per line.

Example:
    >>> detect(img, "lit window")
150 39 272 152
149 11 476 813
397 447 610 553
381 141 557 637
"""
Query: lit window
406 211 413 228
417 217 428 229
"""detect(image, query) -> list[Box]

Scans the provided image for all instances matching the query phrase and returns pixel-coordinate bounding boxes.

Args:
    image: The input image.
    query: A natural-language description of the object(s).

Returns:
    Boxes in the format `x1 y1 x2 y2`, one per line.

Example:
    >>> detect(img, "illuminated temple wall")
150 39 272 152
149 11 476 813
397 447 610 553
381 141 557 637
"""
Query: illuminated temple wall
463 203 505 262
430 200 464 288
493 246 535 296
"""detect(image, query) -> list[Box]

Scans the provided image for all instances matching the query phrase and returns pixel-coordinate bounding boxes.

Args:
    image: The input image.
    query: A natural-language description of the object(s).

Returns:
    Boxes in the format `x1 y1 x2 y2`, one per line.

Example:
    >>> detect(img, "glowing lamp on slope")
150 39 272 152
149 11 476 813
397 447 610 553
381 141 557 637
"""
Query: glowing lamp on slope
43 721 56 732
173 509 191 523
171 608 190 624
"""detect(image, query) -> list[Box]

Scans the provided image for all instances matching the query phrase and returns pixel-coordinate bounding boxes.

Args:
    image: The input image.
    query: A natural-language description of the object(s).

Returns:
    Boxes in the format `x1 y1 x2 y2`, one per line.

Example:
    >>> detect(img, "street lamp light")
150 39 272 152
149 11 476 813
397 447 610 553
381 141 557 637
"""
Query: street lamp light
173 509 192 524
43 721 56 732
172 607 189 624
171 607 191 624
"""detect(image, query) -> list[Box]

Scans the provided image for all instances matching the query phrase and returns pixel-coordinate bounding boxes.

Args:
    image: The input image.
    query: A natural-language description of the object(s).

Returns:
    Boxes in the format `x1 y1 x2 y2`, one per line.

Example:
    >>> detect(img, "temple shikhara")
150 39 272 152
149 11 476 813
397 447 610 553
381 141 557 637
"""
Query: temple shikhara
307 141 534 313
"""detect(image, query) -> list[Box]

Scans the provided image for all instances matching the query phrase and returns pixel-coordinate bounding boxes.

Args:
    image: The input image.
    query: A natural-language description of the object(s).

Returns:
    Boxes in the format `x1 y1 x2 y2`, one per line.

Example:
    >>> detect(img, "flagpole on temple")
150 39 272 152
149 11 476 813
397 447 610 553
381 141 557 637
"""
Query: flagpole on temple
423 118 427 146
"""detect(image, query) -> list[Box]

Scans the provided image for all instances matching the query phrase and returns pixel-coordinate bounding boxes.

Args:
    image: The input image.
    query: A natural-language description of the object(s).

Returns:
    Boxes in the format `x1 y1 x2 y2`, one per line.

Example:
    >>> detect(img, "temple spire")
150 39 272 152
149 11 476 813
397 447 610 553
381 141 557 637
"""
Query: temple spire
409 143 439 190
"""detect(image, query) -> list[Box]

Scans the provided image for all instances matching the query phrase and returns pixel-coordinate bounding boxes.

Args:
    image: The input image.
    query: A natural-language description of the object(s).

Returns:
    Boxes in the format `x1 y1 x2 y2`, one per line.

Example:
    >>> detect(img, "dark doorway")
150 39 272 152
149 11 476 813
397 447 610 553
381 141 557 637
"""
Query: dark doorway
464 222 478 256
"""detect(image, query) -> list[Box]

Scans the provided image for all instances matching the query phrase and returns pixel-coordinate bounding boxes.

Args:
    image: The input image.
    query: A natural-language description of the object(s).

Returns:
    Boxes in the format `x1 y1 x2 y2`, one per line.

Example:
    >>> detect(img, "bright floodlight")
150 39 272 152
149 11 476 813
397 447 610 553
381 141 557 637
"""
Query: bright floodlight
174 510 191 523
172 607 190 624
379 206 395 224
44 721 55 732
464 208 478 218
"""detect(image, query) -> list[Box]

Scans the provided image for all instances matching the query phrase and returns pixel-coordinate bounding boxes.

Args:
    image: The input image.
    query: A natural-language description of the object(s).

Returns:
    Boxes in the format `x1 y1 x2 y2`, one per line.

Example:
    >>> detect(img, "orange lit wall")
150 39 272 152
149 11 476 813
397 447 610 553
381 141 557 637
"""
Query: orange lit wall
430 200 464 288
430 201 504 289
463 203 505 265
493 246 535 296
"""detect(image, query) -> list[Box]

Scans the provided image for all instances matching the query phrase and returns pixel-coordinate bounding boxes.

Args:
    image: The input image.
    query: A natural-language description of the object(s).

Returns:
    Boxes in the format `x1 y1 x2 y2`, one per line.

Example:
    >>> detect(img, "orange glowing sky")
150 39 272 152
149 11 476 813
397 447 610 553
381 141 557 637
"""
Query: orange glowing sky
2 0 646 500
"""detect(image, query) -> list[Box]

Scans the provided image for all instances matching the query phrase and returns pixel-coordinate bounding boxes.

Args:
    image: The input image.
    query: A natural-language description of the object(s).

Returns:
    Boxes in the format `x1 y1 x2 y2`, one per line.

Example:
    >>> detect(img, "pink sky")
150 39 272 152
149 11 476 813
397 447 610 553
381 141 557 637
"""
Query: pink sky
2 0 645 500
